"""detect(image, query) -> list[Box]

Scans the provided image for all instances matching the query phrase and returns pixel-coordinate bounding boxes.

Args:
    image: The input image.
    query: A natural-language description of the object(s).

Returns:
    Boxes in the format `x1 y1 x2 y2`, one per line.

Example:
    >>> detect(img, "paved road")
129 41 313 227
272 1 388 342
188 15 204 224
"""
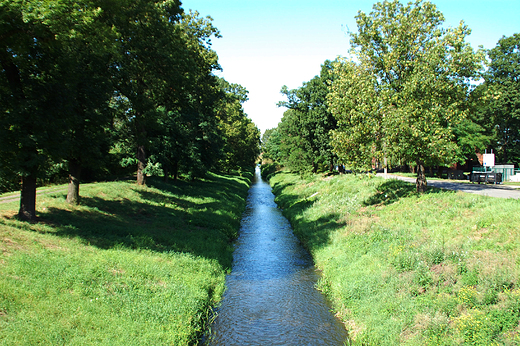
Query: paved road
379 174 520 199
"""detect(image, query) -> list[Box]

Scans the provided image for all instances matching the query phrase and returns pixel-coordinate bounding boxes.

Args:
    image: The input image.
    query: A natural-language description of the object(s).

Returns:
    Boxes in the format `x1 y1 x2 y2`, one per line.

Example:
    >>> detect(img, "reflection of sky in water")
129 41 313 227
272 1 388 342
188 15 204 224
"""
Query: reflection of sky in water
204 167 349 346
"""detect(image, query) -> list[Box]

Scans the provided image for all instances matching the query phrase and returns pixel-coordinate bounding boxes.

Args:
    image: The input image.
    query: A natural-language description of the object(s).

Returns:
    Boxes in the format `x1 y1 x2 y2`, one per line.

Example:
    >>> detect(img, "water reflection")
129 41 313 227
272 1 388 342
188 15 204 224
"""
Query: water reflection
203 167 349 346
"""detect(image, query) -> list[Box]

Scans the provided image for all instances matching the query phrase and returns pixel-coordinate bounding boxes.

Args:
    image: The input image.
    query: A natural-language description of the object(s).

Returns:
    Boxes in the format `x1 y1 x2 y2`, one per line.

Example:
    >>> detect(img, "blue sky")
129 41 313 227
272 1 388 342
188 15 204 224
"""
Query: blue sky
181 0 520 134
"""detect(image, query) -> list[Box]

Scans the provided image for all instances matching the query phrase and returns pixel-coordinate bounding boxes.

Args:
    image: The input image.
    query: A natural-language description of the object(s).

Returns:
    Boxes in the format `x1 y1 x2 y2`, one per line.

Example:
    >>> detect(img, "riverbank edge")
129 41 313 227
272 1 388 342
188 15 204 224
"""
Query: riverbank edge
0 170 253 345
266 168 520 345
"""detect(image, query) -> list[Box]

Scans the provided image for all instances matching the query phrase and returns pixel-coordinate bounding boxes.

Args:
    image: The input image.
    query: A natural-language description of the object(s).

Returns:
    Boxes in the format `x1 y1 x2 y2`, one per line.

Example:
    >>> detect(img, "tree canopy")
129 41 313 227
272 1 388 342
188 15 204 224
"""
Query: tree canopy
261 0 508 191
478 33 520 164
329 0 485 191
0 0 259 220
272 60 339 174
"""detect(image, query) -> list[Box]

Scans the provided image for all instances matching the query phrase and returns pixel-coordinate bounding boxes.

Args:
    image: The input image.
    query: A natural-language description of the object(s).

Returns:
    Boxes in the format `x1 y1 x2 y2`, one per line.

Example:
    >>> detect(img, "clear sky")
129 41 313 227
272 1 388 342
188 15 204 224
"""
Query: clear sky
180 0 520 135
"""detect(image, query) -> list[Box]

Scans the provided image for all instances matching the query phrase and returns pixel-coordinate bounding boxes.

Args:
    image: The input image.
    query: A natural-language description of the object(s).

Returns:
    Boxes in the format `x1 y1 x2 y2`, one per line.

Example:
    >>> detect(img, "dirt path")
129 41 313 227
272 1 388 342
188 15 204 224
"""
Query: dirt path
379 174 520 199
0 187 68 204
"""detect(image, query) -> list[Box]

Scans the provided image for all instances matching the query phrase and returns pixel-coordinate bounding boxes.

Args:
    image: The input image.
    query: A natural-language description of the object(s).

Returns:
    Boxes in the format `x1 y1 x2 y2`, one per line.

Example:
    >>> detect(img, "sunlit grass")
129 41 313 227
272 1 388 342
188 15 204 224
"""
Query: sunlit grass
0 171 252 345
269 169 520 345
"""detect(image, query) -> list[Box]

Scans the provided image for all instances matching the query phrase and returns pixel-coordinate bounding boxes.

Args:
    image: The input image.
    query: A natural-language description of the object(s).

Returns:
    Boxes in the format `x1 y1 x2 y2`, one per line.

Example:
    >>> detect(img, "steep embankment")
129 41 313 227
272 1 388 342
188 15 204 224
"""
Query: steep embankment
0 172 251 345
269 170 520 345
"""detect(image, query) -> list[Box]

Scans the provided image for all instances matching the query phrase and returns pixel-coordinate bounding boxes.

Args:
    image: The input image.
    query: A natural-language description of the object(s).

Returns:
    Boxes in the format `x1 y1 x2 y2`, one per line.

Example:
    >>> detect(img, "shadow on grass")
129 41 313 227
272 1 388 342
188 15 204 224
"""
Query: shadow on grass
20 173 251 270
363 179 450 206
295 214 346 252
269 173 347 253
270 177 295 198
274 192 347 253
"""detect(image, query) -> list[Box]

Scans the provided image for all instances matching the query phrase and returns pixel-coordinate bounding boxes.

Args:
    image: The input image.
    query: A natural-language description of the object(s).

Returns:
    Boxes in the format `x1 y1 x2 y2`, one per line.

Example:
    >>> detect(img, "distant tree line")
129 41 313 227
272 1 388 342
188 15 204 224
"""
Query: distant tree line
262 0 519 192
0 0 260 220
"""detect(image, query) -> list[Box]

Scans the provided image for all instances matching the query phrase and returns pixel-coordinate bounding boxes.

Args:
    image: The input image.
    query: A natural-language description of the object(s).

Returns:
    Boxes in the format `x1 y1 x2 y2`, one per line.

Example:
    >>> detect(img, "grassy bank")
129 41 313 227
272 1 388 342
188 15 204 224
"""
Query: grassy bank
268 170 520 345
0 171 252 345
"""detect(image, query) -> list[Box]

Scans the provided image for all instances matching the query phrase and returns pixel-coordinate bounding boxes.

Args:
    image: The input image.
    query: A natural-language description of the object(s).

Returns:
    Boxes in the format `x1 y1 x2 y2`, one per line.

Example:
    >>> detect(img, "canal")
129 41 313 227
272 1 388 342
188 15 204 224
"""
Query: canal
202 166 349 345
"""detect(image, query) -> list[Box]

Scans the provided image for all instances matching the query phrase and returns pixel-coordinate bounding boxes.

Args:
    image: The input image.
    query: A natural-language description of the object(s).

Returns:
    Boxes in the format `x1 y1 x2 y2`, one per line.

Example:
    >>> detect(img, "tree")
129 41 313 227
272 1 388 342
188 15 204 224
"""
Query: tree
111 6 223 184
329 0 484 192
0 0 225 220
278 60 338 173
261 128 279 162
110 0 185 186
0 0 92 219
479 33 520 164
274 108 311 174
60 2 119 205
216 79 260 173
329 60 385 171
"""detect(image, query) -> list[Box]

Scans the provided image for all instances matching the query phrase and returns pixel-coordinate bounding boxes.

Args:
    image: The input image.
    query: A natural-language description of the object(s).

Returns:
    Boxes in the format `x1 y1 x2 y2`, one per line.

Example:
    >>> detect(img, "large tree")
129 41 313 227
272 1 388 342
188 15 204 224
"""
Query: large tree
0 0 96 219
61 2 119 205
479 33 520 164
112 6 223 184
0 0 226 220
261 128 281 163
111 0 185 186
216 79 260 173
278 60 338 174
274 108 311 174
329 0 484 192
329 60 384 171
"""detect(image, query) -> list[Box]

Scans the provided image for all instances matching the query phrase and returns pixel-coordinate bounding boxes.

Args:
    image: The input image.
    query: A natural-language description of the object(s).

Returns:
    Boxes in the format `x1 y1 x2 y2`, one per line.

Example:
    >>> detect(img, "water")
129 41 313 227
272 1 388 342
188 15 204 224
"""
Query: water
203 167 349 346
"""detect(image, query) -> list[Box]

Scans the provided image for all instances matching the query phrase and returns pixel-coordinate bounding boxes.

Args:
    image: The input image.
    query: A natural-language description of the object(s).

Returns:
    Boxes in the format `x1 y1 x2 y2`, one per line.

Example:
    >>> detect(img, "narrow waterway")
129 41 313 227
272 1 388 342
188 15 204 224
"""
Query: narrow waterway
203 167 349 346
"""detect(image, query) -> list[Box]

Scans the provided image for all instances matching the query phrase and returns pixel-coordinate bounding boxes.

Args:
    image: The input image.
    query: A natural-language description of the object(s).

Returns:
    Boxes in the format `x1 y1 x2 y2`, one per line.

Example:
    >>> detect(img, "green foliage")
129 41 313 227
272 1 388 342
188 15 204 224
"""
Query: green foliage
0 0 258 215
329 0 485 191
269 171 520 345
0 0 78 174
268 60 338 174
216 79 261 172
478 33 520 164
0 171 251 344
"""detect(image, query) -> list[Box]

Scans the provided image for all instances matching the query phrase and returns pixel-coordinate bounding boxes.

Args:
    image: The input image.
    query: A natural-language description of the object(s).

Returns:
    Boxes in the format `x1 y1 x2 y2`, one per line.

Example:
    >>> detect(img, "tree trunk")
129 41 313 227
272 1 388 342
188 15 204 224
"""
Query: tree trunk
137 145 146 186
416 160 427 193
66 160 81 205
173 160 179 181
163 167 169 182
18 175 37 221
436 166 443 179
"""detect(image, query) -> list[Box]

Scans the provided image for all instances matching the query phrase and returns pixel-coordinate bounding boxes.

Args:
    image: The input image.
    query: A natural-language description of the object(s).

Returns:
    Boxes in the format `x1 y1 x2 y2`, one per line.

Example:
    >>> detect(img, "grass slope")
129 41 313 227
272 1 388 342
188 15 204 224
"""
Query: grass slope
269 170 520 345
0 171 252 345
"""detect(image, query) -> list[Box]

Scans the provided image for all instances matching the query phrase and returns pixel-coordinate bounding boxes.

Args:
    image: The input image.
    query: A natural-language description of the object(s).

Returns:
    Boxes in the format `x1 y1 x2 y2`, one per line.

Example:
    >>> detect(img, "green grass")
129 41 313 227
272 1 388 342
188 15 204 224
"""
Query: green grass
0 171 252 345
268 169 520 345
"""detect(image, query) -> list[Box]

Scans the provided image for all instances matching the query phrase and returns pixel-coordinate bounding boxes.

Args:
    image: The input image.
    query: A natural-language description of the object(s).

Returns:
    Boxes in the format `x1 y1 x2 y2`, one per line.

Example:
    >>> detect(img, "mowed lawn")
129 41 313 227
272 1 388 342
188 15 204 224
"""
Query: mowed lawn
269 169 520 345
0 171 251 345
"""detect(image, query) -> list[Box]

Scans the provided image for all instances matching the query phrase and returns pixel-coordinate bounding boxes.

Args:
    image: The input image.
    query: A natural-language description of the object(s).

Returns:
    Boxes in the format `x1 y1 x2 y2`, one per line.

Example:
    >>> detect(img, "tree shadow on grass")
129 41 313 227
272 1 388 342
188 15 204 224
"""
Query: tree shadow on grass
17 174 251 271
293 214 347 253
277 195 348 253
363 179 450 207
271 182 347 254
